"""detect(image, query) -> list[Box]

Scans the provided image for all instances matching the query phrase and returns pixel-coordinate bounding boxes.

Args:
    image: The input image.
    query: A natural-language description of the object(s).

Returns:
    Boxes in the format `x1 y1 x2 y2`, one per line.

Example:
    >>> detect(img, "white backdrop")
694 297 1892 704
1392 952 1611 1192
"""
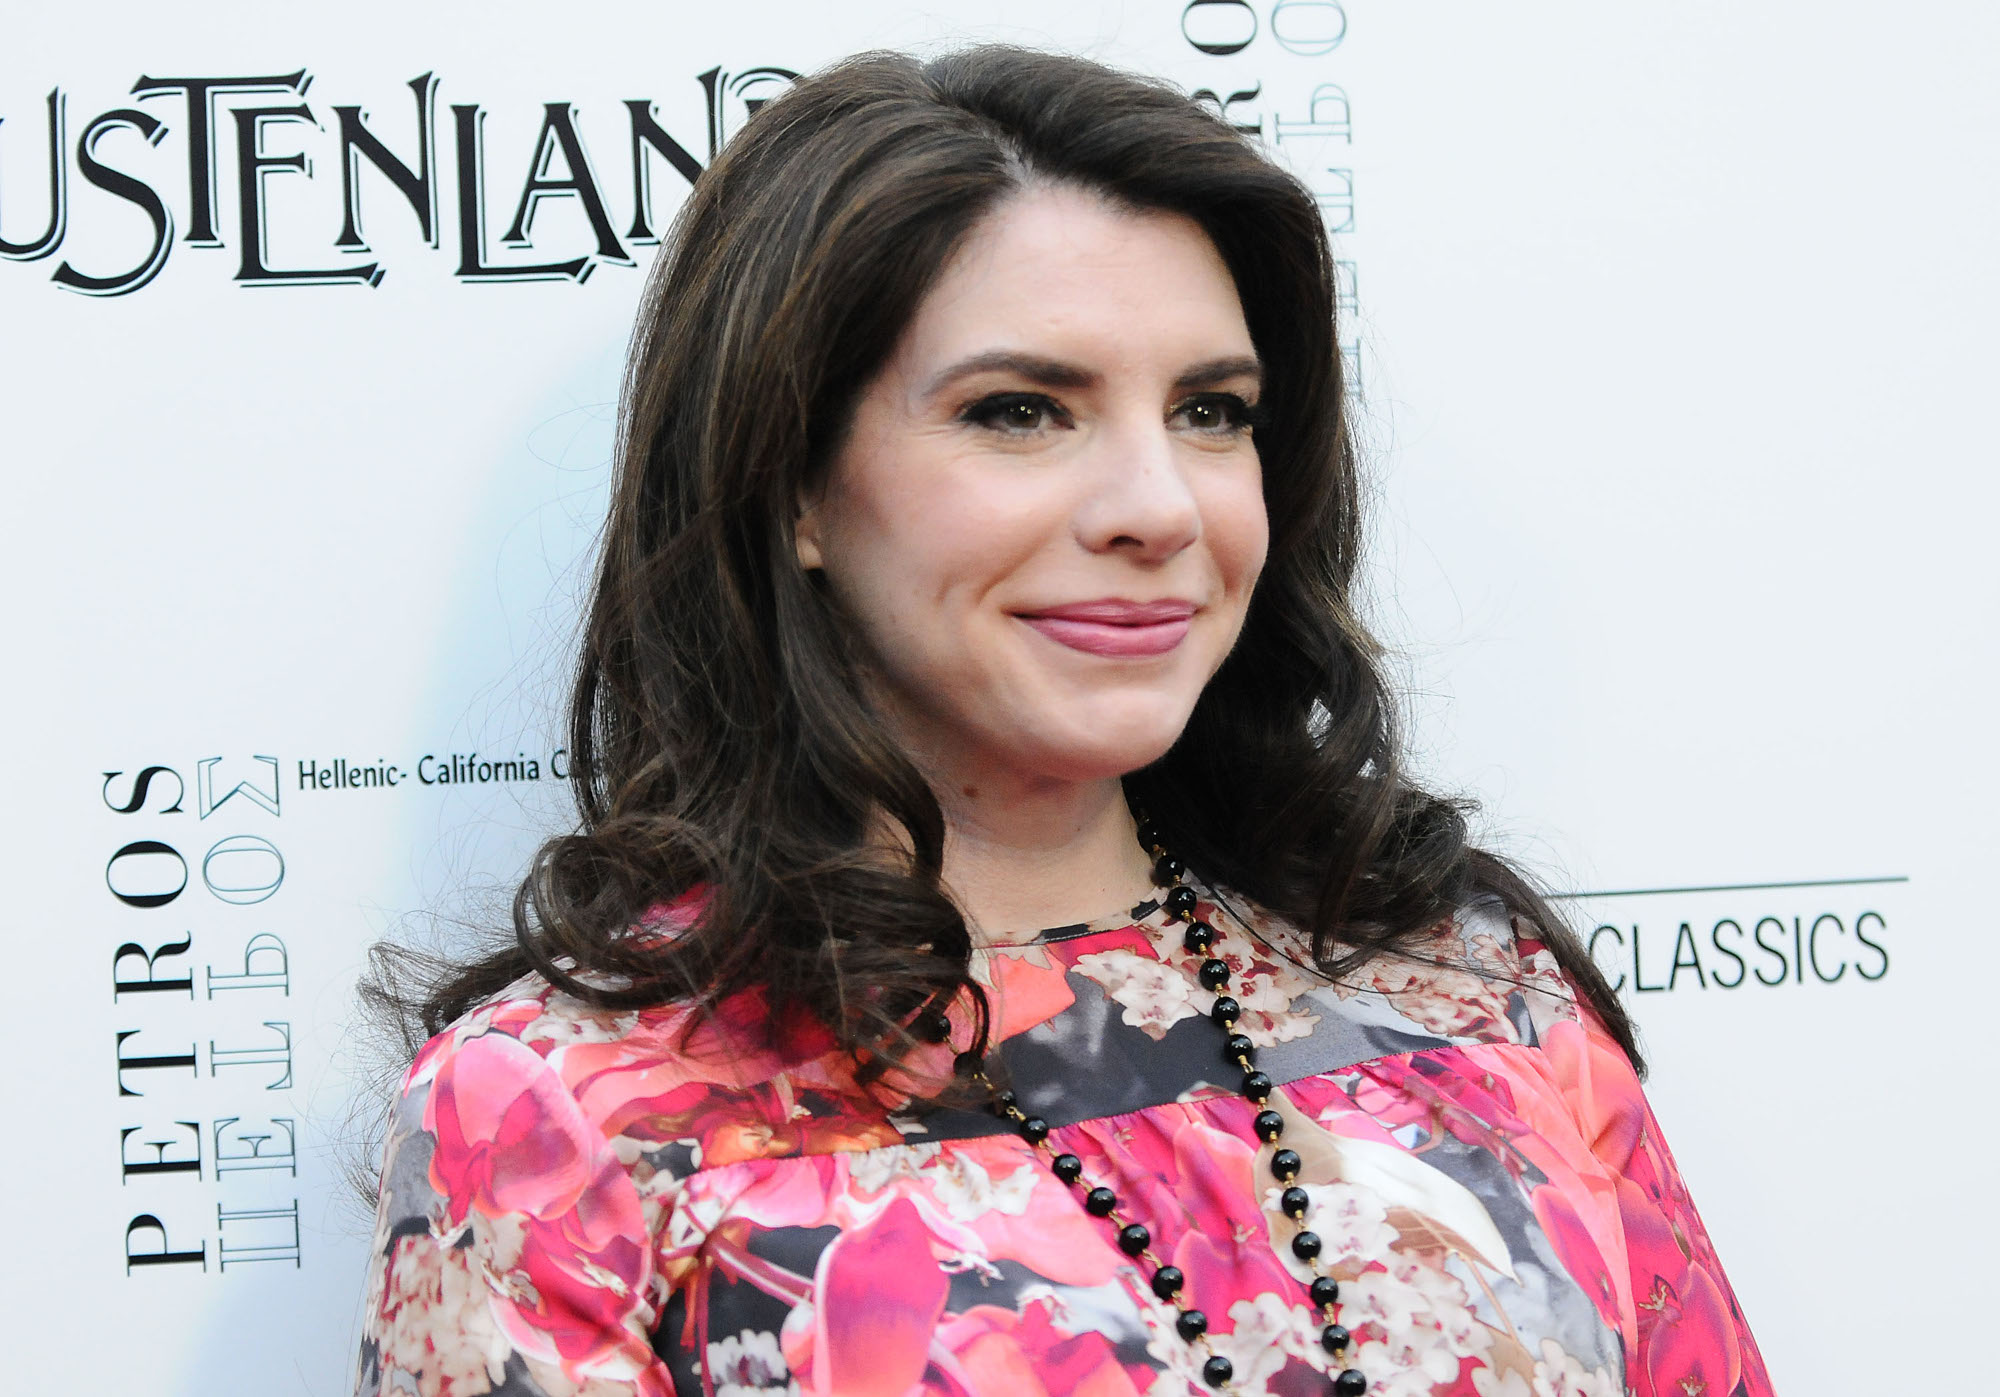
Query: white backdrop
4 3 1994 1393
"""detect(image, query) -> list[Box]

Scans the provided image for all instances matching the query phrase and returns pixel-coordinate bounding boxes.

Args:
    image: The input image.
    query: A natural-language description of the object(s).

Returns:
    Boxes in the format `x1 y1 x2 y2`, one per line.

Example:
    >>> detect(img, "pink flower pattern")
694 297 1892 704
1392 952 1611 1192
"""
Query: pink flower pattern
356 886 1771 1397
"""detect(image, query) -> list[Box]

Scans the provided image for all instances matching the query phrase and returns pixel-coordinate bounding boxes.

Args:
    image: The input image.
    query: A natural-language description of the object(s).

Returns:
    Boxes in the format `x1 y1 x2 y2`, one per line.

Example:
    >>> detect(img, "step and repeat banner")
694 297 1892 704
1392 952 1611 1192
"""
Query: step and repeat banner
5 2 1993 1394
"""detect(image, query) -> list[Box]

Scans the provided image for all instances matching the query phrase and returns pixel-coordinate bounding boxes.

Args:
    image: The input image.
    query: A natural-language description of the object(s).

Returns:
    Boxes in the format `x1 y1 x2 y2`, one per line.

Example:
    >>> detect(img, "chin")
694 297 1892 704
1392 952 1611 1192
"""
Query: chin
1020 708 1192 782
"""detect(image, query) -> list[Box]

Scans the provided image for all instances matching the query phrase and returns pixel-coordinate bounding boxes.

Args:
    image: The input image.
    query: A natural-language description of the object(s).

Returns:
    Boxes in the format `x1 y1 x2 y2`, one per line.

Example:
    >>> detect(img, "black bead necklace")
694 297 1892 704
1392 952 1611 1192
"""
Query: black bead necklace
957 820 1369 1395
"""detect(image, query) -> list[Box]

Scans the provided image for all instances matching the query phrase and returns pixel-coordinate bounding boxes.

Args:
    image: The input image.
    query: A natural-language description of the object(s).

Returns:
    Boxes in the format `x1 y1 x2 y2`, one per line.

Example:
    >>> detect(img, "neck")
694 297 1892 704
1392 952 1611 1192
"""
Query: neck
934 769 1156 947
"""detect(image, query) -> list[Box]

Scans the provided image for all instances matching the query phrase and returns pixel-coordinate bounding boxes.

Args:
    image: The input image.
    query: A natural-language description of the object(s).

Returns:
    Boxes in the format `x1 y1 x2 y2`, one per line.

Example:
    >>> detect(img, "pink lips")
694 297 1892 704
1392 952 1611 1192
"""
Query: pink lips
1015 598 1197 658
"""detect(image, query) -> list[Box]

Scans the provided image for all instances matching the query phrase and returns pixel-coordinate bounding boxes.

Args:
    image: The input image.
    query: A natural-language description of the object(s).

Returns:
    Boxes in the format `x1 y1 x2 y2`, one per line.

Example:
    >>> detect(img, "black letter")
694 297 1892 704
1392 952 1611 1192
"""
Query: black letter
452 105 587 282
696 66 795 162
128 71 306 245
0 89 68 260
1853 911 1889 981
113 934 194 999
501 103 628 266
1630 923 1665 992
105 839 187 909
1667 922 1707 990
1807 913 1847 983
120 1122 202 1181
622 98 702 244
1183 0 1259 55
232 105 380 286
1752 916 1789 986
52 110 171 296
125 1214 206 1271
1708 918 1745 989
102 766 184 814
333 73 439 250
1188 83 1263 137
115 1030 196 1096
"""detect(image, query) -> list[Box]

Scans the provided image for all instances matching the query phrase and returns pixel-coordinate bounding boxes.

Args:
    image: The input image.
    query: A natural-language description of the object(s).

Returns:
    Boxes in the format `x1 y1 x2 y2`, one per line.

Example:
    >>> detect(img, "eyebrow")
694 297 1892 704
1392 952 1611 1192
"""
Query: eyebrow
921 351 1263 400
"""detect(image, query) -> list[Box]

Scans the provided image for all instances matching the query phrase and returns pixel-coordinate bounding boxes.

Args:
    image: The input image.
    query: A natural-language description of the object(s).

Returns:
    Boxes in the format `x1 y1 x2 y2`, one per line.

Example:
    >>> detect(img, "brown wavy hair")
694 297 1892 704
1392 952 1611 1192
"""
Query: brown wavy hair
374 44 1641 1083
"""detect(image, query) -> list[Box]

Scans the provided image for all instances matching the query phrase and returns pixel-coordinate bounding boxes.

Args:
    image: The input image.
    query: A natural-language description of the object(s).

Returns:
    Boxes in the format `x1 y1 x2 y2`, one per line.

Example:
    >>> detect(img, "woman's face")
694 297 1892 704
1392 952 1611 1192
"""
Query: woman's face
797 184 1269 792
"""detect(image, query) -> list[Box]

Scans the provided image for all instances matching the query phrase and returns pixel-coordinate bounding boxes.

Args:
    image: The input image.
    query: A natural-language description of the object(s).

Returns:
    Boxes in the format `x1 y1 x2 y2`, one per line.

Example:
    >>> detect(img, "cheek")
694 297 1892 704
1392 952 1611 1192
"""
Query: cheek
1206 466 1271 595
825 472 1048 645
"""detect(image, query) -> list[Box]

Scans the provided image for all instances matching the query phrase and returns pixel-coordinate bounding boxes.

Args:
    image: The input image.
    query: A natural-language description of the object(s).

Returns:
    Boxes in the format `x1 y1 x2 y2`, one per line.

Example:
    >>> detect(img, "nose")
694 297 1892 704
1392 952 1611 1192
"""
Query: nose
1072 419 1201 563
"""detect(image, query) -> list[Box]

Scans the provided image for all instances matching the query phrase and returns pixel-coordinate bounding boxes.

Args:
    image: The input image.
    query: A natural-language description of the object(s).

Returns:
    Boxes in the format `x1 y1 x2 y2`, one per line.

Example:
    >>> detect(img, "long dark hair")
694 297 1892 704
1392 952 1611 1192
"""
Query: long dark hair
374 44 1640 1085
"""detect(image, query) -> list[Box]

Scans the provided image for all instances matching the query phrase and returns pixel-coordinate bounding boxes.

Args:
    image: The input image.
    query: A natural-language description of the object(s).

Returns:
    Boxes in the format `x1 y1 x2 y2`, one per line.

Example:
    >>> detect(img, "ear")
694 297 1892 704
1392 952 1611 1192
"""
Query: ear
793 496 826 571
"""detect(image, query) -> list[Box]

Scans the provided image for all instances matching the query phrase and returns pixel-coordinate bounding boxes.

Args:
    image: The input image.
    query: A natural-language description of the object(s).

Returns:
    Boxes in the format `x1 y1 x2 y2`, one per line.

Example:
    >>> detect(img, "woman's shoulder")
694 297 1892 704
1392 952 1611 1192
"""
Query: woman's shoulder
361 960 922 1392
1222 884 1586 1049
1391 894 1589 1046
396 965 910 1184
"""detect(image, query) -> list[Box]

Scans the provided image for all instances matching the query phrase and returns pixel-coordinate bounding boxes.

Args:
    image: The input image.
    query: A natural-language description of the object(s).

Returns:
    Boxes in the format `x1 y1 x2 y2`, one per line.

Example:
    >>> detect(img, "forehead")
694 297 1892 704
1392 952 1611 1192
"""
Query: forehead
890 184 1255 373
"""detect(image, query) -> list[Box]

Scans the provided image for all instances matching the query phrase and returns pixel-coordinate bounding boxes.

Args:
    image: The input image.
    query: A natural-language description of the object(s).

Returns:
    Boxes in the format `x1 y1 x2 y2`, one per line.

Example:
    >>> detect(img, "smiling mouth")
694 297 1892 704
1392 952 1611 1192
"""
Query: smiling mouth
1013 600 1197 658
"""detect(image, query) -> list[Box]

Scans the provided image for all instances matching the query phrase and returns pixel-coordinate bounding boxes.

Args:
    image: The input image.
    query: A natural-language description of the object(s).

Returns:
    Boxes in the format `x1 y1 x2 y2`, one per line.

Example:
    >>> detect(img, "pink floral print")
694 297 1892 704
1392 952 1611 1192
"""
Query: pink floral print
356 885 1771 1397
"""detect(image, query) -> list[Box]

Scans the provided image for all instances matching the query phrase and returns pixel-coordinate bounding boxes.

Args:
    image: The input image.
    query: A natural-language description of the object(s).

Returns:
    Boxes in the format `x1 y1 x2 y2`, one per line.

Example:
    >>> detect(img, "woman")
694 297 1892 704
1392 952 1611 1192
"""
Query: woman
355 45 1772 1397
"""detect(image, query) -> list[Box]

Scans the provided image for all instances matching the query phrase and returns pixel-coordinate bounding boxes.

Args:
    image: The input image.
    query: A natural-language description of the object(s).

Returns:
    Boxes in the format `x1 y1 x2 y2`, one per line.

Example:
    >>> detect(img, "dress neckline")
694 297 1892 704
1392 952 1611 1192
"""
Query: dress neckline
1028 871 1189 944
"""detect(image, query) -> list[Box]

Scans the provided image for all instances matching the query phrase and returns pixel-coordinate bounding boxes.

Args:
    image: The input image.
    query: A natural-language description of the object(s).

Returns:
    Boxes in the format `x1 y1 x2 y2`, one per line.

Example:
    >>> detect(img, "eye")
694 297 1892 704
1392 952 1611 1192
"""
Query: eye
1171 392 1266 435
960 392 1071 434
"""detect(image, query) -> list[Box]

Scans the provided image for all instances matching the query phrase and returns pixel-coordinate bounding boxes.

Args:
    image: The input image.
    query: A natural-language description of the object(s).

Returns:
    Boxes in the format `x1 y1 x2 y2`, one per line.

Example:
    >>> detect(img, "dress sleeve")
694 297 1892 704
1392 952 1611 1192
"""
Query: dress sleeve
1533 959 1779 1397
354 1005 682 1397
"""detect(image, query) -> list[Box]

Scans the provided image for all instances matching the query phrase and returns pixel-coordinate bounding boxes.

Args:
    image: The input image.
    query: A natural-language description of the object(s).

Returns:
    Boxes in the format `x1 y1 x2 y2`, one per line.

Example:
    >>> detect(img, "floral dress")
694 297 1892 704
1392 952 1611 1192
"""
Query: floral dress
354 877 1772 1397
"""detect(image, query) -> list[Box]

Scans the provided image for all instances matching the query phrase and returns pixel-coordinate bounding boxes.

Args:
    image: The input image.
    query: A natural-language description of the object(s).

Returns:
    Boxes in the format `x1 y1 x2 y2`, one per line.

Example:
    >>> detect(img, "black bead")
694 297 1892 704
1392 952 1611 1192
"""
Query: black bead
1290 1230 1323 1261
1051 1153 1084 1185
1333 1368 1367 1396
1270 1148 1301 1181
1209 995 1241 1027
913 1010 951 1043
1310 1276 1341 1310
1118 1222 1150 1256
1182 920 1216 954
953 1051 983 1078
1019 1116 1050 1144
1084 1186 1117 1217
1253 1109 1285 1142
991 1089 1017 1114
1165 885 1199 918
1320 1322 1350 1354
1151 1265 1185 1300
1280 1186 1310 1219
1175 1308 1209 1342
1136 820 1160 852
1201 1355 1234 1388
1240 1070 1272 1102
1223 1033 1254 1063
1155 854 1188 886
1198 958 1231 991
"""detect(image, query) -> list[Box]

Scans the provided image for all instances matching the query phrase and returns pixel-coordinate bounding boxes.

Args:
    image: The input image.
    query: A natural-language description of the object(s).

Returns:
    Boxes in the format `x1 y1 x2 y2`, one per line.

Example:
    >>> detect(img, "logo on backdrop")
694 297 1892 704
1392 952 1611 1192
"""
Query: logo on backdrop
99 744 569 1277
1567 877 1901 994
103 756 301 1276
0 4 1360 300
296 748 567 789
0 65 796 296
